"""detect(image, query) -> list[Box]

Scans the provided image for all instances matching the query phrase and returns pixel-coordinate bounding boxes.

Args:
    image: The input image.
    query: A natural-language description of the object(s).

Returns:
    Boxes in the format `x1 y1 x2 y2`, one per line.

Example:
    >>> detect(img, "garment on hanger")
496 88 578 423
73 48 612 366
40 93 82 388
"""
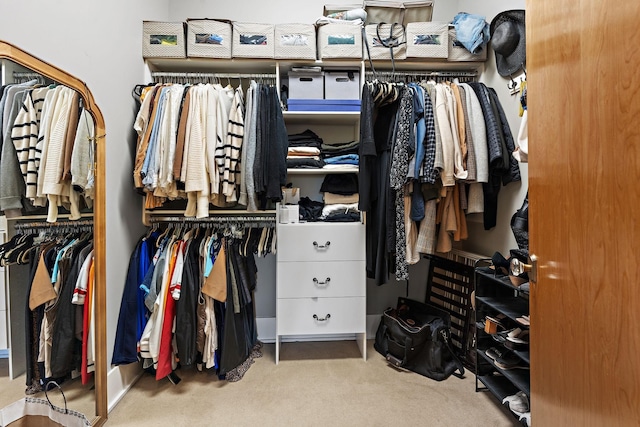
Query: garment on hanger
113 220 272 382
359 77 520 286
0 223 95 393
131 80 287 216
1 82 95 221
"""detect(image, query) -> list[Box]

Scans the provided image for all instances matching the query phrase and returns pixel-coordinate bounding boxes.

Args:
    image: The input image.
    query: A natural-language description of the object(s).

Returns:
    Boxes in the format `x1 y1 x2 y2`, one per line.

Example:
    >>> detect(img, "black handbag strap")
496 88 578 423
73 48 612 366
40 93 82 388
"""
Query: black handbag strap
439 329 465 379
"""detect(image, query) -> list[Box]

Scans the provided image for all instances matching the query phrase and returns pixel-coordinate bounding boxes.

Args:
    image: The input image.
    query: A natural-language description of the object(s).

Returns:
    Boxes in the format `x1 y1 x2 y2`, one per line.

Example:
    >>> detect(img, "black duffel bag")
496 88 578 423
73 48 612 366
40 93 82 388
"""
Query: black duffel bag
374 297 465 381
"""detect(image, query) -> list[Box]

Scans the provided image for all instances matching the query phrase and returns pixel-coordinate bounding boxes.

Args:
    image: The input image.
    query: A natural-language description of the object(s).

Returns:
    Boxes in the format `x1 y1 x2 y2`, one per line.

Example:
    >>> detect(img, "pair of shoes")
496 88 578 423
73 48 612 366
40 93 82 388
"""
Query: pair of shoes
491 251 510 276
505 328 530 350
516 315 530 326
486 346 527 370
502 391 529 415
519 411 531 426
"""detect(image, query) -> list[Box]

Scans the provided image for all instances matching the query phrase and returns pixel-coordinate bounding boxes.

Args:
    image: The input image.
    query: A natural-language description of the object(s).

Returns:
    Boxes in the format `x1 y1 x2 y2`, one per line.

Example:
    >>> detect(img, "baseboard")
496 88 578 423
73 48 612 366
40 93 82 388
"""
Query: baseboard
107 363 143 413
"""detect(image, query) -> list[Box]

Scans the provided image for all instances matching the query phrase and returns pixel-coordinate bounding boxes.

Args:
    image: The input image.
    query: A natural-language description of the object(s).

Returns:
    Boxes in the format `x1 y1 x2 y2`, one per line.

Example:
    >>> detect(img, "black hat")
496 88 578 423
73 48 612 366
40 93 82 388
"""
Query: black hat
490 10 526 77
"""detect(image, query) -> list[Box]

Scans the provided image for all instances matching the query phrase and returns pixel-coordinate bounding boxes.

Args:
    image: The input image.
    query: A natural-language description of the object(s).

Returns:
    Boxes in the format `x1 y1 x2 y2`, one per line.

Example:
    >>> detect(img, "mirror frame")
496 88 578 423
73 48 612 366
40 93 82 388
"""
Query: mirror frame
0 40 107 426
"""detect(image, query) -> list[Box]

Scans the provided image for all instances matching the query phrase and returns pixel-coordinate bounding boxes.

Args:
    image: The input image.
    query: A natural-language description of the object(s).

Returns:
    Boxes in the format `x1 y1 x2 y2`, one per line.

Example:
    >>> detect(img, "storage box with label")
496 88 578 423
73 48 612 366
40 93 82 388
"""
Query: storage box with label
275 23 317 59
325 70 360 100
288 70 324 99
232 22 274 58
405 21 448 58
317 23 363 59
143 21 186 58
363 23 406 60
448 28 487 62
186 19 232 58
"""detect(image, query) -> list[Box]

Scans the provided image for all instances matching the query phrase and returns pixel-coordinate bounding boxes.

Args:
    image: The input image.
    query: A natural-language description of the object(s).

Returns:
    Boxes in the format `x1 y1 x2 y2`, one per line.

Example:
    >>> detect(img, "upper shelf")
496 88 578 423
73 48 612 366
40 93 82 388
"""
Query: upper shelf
146 57 485 74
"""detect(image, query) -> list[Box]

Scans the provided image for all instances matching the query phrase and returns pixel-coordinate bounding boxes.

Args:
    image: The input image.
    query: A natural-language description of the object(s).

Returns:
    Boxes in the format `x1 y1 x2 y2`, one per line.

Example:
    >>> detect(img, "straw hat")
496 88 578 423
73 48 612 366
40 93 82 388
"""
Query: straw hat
490 10 526 77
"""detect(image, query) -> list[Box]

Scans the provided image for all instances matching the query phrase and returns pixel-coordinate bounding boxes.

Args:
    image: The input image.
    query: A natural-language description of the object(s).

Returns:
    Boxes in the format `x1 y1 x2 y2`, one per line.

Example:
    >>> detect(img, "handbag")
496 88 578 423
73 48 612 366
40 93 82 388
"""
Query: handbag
374 297 465 381
0 382 91 427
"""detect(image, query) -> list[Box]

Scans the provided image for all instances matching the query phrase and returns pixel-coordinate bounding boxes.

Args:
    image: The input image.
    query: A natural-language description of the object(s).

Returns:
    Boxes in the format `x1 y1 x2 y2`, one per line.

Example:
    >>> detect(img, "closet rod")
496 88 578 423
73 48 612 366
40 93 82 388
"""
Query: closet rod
14 219 94 234
148 215 276 224
365 70 478 80
151 71 277 80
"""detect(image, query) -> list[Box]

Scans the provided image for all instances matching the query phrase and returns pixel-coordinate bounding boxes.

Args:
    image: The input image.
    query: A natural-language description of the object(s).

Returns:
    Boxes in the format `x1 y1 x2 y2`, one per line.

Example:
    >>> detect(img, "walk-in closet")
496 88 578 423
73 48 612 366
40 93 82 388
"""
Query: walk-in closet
0 0 639 426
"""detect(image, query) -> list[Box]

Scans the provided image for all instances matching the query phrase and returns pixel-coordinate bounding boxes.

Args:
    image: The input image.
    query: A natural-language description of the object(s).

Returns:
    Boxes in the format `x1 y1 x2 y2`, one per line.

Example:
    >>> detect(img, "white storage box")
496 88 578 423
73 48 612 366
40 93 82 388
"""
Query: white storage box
232 22 275 58
405 21 448 58
288 71 324 99
317 23 363 59
275 24 317 59
186 19 232 59
143 21 186 58
363 24 406 60
448 28 487 62
325 71 360 100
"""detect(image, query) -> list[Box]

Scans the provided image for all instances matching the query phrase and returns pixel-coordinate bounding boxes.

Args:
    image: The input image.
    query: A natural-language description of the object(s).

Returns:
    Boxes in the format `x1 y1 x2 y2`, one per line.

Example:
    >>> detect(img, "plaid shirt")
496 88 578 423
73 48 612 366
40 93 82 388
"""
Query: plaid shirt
420 88 439 184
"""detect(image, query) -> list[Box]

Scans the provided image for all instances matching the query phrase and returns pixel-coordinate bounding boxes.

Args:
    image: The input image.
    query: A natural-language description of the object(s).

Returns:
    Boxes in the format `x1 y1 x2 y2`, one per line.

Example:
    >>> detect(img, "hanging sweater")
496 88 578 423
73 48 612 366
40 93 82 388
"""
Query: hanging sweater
11 87 49 197
222 88 245 202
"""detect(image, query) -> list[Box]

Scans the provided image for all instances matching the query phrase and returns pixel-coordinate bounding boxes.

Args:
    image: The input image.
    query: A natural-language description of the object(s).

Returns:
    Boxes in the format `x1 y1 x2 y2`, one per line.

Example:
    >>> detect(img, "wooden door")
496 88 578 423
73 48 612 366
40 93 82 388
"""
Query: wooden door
527 1 640 425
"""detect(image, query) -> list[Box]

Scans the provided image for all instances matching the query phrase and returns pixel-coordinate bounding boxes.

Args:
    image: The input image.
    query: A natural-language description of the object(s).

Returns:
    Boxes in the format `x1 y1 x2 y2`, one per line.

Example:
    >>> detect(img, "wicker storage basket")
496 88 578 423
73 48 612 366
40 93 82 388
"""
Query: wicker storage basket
143 21 186 58
405 21 448 58
232 22 275 58
186 19 232 59
317 23 363 59
448 28 488 62
275 24 316 60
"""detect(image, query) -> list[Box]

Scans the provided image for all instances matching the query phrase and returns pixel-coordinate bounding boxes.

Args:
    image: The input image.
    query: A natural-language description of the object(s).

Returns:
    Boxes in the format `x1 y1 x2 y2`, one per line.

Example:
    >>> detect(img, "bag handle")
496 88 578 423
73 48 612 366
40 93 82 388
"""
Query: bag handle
44 381 69 414
439 329 465 379
362 26 377 80
375 22 406 77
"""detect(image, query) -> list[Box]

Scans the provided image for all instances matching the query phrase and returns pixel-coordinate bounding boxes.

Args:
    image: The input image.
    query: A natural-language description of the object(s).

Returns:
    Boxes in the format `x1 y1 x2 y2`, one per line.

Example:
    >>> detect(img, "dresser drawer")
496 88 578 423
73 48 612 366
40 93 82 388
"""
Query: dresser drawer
277 261 365 298
277 297 365 335
277 222 364 262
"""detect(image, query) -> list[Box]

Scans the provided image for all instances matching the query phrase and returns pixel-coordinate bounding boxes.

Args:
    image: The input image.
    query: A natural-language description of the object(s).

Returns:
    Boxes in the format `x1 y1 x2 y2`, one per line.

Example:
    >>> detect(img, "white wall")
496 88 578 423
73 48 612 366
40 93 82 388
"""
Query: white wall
168 0 458 24
456 0 528 258
0 0 169 410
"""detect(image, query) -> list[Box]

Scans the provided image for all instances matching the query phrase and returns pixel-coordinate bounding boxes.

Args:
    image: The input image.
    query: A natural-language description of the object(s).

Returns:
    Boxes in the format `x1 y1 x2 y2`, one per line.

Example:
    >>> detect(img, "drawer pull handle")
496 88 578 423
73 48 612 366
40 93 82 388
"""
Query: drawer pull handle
313 314 331 322
313 277 331 286
312 240 331 249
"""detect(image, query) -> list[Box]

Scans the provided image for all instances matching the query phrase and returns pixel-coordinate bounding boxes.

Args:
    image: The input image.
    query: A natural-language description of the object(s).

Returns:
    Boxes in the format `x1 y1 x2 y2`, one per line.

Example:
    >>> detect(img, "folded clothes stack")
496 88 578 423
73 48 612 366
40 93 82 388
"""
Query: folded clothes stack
321 140 360 169
287 129 325 169
319 173 360 222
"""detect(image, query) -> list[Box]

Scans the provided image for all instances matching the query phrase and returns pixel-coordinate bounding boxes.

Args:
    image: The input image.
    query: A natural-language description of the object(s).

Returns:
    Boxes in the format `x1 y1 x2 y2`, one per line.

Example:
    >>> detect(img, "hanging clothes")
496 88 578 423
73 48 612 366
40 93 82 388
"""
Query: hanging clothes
113 220 273 382
0 222 95 393
359 77 520 286
131 81 287 216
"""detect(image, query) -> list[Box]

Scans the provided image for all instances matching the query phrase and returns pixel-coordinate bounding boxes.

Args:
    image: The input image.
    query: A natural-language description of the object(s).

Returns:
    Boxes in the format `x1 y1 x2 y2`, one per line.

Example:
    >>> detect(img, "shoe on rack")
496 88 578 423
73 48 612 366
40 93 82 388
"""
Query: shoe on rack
519 411 531 427
516 315 530 326
502 391 529 415
505 328 530 350
485 346 506 361
491 348 526 370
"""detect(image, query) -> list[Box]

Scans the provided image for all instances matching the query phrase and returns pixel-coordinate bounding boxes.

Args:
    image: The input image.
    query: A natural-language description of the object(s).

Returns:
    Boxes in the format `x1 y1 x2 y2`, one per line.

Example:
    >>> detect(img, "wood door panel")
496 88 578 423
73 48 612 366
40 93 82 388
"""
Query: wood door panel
527 1 640 426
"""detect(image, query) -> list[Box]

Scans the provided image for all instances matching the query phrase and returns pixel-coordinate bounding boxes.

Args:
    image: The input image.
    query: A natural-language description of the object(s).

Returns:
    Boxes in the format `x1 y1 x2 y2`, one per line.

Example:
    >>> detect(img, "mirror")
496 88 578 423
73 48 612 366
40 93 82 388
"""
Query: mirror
0 41 106 426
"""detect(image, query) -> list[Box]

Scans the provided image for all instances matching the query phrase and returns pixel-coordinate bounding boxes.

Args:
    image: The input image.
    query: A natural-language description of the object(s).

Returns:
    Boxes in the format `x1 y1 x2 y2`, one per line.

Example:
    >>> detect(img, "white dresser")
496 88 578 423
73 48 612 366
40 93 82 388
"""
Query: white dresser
275 221 367 363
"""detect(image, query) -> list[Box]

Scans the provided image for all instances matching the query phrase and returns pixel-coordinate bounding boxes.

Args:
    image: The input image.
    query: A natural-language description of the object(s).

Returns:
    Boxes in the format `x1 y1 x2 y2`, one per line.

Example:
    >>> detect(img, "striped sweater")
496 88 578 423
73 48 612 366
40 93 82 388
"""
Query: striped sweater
222 88 245 202
11 87 50 199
